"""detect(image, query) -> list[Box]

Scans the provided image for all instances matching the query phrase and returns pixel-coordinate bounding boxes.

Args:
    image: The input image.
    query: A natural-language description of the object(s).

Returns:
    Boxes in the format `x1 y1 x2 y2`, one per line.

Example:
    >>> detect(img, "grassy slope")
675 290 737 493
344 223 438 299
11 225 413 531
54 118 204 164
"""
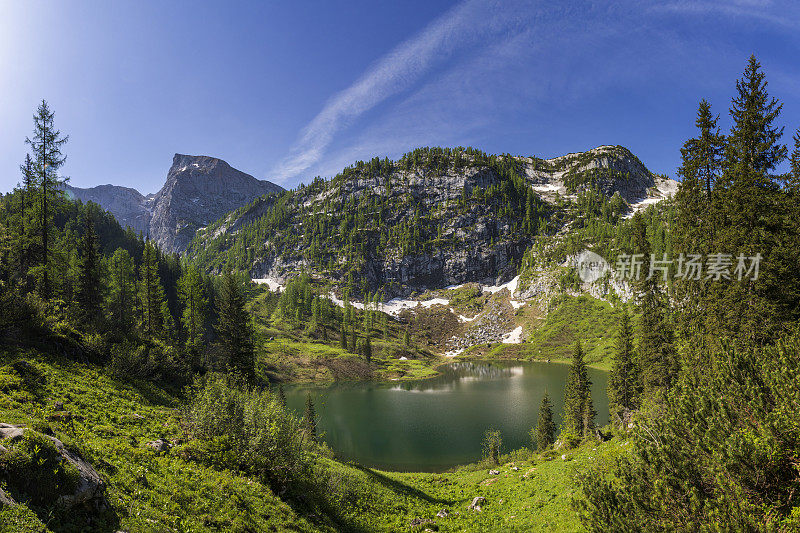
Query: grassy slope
0 346 625 532
456 294 626 371
0 348 319 533
247 289 439 383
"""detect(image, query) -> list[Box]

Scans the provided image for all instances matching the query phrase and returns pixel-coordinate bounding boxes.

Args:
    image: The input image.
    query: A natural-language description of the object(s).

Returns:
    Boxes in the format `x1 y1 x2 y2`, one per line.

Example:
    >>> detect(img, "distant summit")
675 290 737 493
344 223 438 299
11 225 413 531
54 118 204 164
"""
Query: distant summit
66 154 284 253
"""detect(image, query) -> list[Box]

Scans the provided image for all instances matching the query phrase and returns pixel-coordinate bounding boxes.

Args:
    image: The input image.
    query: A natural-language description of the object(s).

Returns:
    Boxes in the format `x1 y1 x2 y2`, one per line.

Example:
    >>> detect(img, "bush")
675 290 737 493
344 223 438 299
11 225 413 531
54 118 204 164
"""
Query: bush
575 338 800 531
185 373 312 491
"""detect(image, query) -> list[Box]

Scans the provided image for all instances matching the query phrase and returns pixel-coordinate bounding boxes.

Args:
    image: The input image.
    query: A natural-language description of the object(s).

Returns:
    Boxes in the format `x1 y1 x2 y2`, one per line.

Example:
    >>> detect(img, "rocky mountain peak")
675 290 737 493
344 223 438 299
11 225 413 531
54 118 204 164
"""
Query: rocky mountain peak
66 154 284 254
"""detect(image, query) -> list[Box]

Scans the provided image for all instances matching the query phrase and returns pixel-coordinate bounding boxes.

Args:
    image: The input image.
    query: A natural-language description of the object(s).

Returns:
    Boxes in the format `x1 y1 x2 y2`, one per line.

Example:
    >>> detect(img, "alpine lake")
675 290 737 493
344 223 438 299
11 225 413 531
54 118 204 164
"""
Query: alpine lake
284 361 609 472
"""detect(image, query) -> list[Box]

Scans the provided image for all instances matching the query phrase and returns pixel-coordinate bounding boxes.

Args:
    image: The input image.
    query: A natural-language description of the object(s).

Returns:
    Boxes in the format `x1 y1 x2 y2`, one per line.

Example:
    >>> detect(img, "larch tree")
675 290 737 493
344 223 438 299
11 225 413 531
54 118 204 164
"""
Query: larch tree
607 310 639 421
563 341 592 440
25 100 68 299
106 248 136 332
75 211 103 323
178 265 207 351
139 241 166 336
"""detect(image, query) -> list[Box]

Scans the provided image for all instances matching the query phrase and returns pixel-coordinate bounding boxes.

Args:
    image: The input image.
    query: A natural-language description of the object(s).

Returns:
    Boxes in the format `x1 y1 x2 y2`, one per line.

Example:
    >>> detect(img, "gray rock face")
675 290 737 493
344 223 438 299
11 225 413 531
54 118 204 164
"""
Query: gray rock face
65 184 151 235
195 145 672 298
65 154 283 253
0 423 106 509
149 154 283 253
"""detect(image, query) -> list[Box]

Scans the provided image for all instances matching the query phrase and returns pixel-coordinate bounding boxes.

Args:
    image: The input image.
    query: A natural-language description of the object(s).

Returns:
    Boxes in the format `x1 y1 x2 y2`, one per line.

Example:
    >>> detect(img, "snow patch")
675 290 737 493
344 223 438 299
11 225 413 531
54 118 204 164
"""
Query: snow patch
329 293 365 310
252 277 283 291
510 300 524 309
382 296 449 317
444 348 464 358
501 326 523 344
483 275 520 295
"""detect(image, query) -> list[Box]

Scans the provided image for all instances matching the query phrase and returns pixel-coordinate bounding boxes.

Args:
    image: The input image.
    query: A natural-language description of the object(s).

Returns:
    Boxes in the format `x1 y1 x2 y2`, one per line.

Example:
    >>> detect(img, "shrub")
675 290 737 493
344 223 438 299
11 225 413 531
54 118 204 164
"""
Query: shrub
185 373 312 491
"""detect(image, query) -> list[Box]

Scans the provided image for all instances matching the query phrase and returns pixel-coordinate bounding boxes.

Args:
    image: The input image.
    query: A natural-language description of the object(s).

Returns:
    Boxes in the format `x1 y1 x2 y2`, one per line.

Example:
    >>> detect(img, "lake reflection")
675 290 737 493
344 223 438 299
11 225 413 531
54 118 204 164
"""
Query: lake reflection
284 361 609 472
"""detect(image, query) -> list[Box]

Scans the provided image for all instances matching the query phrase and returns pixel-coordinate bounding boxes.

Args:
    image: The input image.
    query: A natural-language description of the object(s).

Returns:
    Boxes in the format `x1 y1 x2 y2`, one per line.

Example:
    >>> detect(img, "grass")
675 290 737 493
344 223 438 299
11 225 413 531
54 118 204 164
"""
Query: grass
0 343 626 532
246 288 440 384
0 347 319 533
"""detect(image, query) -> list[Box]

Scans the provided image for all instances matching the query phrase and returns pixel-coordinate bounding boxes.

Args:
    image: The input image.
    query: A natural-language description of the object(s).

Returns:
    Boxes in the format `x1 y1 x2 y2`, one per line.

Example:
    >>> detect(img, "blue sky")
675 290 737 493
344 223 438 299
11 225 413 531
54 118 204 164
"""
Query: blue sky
1 0 799 194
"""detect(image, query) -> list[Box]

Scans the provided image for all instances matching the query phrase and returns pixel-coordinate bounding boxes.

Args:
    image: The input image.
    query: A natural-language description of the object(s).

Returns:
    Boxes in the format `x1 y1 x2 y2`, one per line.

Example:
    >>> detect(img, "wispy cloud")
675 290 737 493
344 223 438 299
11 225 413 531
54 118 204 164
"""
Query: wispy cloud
270 0 533 182
656 0 800 30
270 0 800 184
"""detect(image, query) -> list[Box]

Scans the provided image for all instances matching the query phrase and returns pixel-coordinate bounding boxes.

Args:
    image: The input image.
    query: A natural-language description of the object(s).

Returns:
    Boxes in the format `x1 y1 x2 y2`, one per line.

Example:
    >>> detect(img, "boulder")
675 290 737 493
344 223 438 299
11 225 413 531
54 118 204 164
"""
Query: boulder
0 487 15 506
0 423 25 440
0 424 106 509
146 439 171 453
468 496 485 511
436 509 449 518
488 469 499 475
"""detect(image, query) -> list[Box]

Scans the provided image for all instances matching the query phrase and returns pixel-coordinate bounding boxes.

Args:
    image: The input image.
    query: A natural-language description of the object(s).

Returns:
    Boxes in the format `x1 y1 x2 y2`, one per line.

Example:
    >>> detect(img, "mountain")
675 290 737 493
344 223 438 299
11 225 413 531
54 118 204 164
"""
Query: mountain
188 145 677 297
65 154 283 253
64 184 151 235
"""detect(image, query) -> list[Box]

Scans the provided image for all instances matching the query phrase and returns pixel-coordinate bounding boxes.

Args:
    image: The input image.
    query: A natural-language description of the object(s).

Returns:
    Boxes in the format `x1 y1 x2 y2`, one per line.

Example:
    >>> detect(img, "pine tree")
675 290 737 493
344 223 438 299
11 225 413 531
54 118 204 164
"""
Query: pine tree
607 310 639 421
25 100 69 299
106 248 136 332
139 241 165 336
563 341 592 440
178 265 207 351
362 332 372 363
215 271 254 377
75 211 103 323
303 393 317 439
340 322 348 350
534 392 556 451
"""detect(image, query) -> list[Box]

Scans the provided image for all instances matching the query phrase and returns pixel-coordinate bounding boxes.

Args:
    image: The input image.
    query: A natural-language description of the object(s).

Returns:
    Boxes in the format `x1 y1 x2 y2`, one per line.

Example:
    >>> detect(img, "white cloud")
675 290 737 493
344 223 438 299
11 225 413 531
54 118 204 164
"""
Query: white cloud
270 0 534 183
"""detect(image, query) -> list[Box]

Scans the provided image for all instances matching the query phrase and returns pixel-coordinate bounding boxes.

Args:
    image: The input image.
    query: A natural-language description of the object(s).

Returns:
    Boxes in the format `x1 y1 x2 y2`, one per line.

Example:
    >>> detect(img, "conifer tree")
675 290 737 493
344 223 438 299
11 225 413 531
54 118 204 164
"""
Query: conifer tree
139 241 165 336
362 332 372 363
178 265 207 351
563 341 592 440
18 154 36 287
75 211 103 323
25 100 68 299
607 310 639 420
534 392 556 451
790 129 800 191
340 322 347 350
215 271 255 377
303 393 317 439
582 390 597 438
107 248 136 332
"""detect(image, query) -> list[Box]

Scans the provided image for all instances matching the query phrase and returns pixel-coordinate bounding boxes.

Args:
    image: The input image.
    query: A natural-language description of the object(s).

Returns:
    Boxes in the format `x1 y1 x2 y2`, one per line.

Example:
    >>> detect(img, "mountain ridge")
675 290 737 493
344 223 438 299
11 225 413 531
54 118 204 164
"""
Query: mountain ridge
65 154 283 253
188 145 677 297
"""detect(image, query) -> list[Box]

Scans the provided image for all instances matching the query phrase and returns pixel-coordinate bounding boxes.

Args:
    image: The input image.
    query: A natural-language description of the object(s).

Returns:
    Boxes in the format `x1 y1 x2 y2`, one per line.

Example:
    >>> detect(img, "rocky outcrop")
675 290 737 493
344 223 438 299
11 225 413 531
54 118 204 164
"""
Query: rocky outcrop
190 145 674 298
65 184 151 235
0 423 106 509
149 154 283 253
65 154 283 253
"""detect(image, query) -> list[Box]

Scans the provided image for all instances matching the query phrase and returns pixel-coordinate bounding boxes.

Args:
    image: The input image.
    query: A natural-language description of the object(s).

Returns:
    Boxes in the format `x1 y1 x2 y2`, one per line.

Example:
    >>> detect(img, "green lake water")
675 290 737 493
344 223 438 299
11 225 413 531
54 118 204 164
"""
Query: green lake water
284 361 609 472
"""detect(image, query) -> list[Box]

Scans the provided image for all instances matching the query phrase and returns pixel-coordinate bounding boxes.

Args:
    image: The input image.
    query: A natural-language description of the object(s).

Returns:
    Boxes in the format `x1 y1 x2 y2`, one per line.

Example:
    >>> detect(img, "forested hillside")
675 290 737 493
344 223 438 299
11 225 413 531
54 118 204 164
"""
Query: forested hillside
2 55 800 532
